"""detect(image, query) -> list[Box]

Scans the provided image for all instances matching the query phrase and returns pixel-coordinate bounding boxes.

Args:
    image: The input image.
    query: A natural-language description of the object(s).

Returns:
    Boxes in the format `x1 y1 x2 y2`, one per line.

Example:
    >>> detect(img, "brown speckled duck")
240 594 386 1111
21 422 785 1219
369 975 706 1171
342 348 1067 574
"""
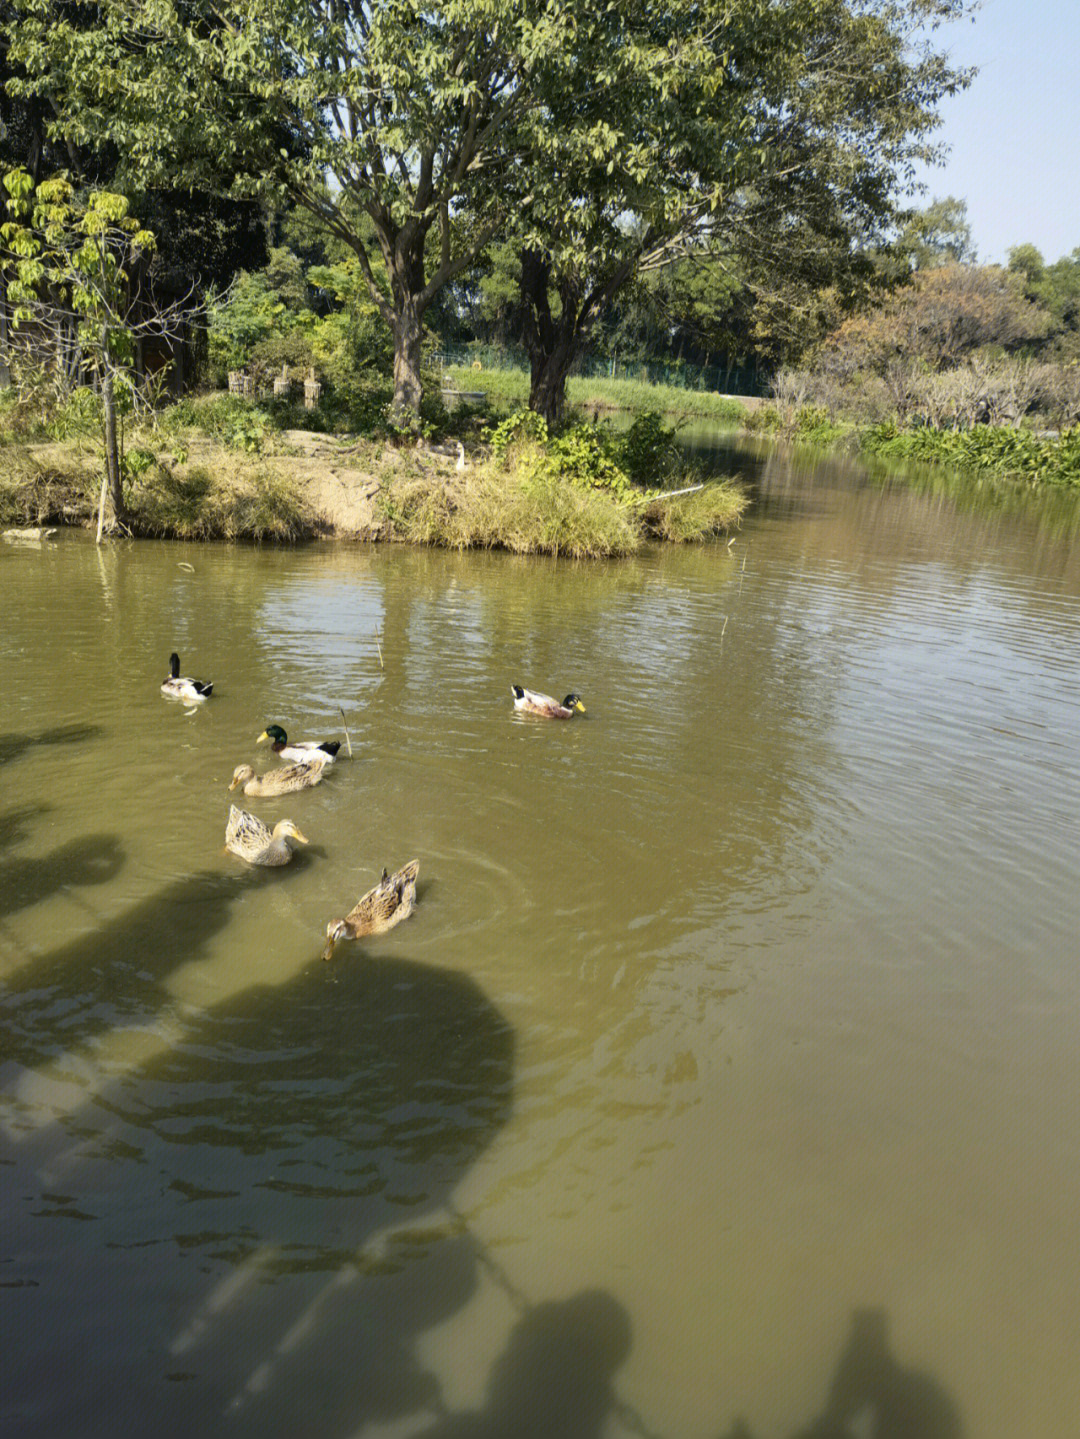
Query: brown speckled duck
323 859 419 960
228 760 326 797
225 806 308 866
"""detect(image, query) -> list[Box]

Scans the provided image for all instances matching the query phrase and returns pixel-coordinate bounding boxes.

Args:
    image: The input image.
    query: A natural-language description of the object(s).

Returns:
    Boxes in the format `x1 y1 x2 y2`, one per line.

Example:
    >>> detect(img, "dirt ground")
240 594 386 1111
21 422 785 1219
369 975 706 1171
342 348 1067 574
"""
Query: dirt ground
269 430 386 536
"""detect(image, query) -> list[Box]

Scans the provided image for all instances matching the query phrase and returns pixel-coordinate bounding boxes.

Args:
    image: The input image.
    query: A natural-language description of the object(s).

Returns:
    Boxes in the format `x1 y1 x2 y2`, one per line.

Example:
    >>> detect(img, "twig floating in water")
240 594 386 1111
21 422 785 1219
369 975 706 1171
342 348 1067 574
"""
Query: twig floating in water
177 561 195 571
374 625 384 669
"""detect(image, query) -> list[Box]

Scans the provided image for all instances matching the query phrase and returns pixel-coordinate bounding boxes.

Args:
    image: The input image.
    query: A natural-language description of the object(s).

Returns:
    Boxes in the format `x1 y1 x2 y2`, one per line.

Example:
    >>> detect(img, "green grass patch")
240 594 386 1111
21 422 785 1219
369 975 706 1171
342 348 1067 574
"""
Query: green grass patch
443 365 749 424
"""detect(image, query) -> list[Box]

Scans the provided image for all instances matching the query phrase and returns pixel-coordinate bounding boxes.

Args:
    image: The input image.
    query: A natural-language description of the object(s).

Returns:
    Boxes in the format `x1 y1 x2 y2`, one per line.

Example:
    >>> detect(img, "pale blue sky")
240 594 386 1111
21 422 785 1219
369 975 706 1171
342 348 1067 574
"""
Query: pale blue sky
913 0 1080 265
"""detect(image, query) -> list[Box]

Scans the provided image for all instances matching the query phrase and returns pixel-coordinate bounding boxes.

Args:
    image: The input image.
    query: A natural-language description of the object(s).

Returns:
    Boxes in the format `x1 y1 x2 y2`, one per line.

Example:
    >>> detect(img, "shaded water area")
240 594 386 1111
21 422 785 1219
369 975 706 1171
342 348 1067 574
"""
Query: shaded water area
3 439 1080 1438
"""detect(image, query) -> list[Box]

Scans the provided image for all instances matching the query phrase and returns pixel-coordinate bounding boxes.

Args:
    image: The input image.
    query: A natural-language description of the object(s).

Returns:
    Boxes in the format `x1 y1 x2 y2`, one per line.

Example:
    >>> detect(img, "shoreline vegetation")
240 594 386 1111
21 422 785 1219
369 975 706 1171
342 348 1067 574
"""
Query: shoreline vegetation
0 388 749 557
5 366 1080 554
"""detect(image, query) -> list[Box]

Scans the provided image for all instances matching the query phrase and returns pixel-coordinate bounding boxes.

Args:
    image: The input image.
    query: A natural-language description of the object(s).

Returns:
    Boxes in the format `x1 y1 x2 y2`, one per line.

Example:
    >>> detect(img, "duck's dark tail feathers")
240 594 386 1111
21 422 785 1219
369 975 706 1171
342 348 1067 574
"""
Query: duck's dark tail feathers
511 684 524 699
195 681 213 697
321 741 342 758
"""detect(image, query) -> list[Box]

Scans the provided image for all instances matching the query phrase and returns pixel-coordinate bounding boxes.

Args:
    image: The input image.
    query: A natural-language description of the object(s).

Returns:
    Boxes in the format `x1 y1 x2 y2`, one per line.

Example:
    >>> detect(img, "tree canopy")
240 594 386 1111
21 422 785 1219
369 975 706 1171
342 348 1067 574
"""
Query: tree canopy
7 0 975 418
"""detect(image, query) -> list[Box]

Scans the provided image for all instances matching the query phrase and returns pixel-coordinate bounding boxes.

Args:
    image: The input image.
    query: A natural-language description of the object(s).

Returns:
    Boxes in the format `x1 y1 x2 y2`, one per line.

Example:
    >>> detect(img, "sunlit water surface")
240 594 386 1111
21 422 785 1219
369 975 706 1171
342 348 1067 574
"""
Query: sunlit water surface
3 440 1080 1439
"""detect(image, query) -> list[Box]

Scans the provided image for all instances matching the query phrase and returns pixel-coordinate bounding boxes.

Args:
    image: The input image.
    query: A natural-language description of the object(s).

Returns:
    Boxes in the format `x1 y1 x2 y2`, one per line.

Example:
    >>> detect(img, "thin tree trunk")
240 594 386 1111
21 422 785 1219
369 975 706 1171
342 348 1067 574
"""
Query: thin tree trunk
99 367 124 539
0 272 10 390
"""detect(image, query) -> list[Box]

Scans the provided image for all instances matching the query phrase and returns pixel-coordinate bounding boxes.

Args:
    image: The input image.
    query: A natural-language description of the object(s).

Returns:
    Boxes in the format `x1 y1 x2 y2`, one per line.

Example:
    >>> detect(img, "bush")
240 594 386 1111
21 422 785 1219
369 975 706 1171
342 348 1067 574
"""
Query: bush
620 410 683 486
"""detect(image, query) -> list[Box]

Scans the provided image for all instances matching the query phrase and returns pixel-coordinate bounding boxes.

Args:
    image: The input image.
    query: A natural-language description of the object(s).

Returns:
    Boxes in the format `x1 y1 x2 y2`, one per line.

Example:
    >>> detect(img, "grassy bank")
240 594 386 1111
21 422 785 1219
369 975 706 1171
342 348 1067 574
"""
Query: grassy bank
0 441 316 541
444 364 751 424
1 395 747 556
741 396 1080 488
379 408 747 556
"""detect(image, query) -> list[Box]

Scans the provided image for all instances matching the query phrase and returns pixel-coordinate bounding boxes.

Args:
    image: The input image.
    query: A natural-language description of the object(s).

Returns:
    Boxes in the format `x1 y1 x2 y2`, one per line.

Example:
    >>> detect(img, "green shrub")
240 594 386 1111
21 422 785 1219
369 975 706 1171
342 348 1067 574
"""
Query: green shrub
620 410 681 485
743 403 783 433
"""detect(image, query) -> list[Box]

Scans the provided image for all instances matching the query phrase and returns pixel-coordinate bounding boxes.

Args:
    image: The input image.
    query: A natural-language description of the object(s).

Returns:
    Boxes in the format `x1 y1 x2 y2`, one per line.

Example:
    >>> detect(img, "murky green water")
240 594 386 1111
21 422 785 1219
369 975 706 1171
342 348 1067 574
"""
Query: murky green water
4 441 1080 1438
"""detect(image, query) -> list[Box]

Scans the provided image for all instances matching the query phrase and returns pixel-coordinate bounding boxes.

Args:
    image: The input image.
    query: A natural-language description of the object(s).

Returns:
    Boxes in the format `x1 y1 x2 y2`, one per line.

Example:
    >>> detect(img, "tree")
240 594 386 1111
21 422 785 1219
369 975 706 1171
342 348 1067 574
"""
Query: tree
1009 243 1080 362
482 0 975 423
8 0 973 423
8 0 584 417
893 196 976 272
1 168 188 536
816 263 1053 376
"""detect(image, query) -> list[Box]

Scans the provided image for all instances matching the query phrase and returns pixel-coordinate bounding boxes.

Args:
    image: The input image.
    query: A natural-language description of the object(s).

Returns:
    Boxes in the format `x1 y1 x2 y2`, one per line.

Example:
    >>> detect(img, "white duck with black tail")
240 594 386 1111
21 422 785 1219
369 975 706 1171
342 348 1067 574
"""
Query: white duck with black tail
161 652 213 702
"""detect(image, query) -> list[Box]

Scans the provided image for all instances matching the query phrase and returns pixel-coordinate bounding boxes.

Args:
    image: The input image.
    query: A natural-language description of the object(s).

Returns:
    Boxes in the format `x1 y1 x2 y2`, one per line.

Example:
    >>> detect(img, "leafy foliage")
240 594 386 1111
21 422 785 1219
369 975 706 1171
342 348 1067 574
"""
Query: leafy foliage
861 422 1080 487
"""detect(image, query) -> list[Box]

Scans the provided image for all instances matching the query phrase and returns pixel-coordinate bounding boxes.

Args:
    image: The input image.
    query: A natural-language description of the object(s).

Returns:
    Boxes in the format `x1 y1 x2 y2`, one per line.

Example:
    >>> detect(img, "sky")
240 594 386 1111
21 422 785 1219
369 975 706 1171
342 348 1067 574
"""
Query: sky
913 0 1080 265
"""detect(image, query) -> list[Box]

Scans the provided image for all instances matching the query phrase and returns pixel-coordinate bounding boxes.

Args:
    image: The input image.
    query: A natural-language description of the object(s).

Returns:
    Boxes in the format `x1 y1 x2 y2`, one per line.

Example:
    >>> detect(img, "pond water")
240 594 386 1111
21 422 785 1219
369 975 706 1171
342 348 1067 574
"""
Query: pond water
3 440 1080 1439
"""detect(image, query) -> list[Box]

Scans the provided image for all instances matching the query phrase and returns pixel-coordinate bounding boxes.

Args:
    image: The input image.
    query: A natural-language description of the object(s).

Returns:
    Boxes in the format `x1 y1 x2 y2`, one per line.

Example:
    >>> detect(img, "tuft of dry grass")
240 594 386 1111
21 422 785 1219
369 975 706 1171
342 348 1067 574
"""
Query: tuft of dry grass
639 480 749 541
0 448 99 526
129 460 314 541
378 462 642 557
377 454 746 556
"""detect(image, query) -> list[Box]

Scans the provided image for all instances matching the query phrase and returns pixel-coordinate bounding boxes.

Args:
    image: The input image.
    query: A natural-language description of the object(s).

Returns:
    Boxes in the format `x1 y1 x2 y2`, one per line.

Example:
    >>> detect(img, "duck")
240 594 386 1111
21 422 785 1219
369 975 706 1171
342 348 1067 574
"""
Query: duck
323 859 420 960
161 652 213 702
228 760 326 796
510 685 586 719
257 724 341 765
225 805 308 866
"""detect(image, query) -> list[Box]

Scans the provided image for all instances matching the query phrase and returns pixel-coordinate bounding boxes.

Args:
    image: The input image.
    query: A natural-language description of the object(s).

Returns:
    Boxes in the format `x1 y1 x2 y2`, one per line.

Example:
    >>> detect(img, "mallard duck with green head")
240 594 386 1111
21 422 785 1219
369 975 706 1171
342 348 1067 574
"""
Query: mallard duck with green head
510 685 586 719
226 806 308 866
323 859 419 960
257 724 341 765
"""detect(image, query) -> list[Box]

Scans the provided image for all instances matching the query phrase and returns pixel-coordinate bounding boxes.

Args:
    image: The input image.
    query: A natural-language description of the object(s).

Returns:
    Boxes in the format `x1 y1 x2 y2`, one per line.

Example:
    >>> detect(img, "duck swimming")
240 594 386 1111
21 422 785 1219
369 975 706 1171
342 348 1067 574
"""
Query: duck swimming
228 760 326 797
323 859 419 960
225 806 308 866
510 686 586 719
161 652 213 702
257 724 341 765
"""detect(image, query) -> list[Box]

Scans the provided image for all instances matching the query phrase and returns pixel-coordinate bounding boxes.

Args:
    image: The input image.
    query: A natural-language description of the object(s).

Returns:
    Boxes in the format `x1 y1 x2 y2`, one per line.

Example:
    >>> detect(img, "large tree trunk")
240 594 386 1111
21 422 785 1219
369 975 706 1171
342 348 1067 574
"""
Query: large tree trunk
391 298 424 417
528 345 576 429
385 227 430 418
519 249 583 429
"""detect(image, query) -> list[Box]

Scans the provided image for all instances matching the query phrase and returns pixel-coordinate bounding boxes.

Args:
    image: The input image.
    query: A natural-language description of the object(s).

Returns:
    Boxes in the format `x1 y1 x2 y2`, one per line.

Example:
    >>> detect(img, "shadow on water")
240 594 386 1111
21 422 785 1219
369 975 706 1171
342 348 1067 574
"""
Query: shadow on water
0 722 103 766
721 1308 963 1439
409 1290 633 1439
3 871 961 1439
0 803 52 852
1 869 255 1068
1 874 516 1439
1 833 124 916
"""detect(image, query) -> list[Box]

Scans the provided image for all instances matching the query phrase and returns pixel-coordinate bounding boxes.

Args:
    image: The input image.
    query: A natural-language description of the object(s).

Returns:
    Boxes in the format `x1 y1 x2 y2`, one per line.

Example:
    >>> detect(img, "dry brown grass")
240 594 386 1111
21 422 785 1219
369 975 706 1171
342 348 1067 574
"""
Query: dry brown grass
377 455 746 556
